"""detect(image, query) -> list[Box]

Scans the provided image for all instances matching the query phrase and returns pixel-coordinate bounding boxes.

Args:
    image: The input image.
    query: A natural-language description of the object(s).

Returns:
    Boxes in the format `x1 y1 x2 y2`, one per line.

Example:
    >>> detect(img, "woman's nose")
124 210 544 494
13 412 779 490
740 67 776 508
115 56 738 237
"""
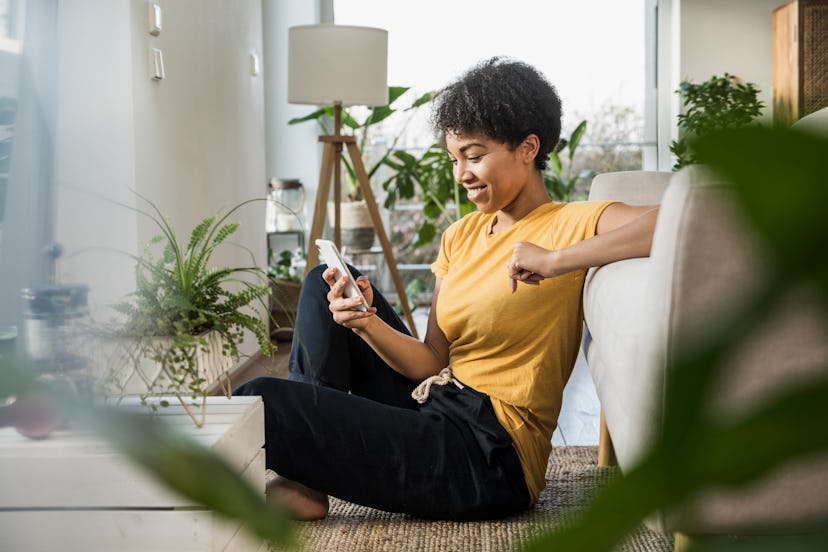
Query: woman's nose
454 163 473 183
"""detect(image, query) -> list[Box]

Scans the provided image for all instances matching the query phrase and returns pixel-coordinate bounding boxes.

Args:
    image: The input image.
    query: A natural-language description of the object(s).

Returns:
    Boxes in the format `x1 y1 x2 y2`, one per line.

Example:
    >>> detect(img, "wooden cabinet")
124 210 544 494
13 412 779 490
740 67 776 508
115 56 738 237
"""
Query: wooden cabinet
773 0 828 127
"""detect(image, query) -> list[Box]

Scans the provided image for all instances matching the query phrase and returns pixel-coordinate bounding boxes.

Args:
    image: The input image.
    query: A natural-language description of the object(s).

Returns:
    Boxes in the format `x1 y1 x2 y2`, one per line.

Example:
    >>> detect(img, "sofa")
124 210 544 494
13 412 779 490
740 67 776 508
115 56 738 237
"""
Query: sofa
581 107 828 546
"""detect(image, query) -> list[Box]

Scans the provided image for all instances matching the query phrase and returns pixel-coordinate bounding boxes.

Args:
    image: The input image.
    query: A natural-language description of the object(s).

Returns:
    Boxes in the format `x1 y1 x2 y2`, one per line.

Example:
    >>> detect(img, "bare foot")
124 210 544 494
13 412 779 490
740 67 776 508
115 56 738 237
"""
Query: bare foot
267 476 329 521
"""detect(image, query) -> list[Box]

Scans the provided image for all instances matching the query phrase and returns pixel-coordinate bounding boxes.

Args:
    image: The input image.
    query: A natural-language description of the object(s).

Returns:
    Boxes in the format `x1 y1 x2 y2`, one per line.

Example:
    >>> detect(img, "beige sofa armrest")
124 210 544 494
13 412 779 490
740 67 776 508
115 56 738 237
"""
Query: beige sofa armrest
588 164 828 534
588 170 672 204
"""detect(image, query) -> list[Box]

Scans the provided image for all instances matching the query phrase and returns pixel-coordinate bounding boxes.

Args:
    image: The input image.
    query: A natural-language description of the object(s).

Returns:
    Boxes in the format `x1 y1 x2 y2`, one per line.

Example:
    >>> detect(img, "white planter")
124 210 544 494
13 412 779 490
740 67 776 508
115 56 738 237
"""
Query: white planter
96 330 233 398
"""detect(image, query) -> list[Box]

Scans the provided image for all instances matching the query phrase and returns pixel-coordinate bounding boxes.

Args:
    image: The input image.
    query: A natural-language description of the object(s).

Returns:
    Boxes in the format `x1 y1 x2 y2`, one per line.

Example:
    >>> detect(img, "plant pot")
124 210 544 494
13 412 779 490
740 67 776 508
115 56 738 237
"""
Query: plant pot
269 279 302 342
98 330 233 398
328 200 375 250
95 330 234 427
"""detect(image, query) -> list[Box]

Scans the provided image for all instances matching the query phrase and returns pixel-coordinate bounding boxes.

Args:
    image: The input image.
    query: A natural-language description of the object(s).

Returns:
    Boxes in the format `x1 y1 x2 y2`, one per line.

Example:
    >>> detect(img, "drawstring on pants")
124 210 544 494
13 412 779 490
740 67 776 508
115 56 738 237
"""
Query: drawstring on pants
411 367 464 404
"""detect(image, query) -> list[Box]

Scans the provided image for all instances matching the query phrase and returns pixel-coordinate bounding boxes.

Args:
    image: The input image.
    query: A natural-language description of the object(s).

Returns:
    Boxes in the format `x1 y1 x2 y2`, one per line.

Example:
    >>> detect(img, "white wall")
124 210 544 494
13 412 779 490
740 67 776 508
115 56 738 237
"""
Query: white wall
657 0 780 170
55 0 138 310
262 0 329 238
55 0 266 357
680 0 779 121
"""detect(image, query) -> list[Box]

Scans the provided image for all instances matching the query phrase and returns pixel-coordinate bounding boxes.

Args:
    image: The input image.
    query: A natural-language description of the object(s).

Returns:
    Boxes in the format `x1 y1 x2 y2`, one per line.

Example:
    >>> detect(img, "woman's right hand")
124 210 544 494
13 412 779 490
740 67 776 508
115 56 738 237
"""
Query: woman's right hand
322 267 377 330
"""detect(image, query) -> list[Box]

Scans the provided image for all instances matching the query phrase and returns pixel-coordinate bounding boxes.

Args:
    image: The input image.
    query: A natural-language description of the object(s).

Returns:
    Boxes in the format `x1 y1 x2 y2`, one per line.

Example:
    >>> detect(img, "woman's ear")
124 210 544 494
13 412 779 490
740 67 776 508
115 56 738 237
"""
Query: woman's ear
520 134 541 164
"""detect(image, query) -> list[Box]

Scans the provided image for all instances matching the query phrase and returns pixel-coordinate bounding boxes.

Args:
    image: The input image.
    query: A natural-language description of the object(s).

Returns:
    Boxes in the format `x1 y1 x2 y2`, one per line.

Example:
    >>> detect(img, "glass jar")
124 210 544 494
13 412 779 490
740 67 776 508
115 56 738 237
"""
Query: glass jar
266 178 305 232
20 284 90 372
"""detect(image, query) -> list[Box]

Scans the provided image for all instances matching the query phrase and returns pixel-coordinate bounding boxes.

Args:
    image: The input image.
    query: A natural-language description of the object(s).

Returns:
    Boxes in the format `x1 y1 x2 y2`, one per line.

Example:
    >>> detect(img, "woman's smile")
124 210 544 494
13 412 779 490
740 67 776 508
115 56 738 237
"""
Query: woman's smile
465 184 488 201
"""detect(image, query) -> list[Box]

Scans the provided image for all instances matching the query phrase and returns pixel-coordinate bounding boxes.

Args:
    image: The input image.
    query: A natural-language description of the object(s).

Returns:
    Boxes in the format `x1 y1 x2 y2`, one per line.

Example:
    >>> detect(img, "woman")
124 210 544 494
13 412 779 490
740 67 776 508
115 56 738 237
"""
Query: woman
236 57 658 521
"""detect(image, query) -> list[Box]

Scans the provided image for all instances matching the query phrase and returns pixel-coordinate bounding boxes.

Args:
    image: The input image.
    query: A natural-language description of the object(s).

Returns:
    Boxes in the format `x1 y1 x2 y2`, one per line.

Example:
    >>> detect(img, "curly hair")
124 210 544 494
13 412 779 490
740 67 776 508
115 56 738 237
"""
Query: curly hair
431 57 562 171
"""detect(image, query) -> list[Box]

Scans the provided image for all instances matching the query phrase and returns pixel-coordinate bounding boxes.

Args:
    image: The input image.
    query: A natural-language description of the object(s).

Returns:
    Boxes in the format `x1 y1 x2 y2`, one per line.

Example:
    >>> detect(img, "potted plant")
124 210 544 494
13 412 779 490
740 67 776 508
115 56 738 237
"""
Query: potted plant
670 73 764 170
289 86 432 249
267 248 304 342
543 120 597 202
102 194 274 427
381 141 473 248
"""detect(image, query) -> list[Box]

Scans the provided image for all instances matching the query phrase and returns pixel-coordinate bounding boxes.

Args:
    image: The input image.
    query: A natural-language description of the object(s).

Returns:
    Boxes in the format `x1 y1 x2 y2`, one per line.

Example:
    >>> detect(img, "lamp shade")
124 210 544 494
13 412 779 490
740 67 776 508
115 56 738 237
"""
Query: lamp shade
288 24 388 107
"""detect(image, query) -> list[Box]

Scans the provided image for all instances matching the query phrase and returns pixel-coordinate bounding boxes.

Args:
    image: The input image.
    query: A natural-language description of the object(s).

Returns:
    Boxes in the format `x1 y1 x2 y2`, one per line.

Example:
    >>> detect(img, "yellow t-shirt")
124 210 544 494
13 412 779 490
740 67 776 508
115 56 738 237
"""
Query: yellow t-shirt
431 200 616 503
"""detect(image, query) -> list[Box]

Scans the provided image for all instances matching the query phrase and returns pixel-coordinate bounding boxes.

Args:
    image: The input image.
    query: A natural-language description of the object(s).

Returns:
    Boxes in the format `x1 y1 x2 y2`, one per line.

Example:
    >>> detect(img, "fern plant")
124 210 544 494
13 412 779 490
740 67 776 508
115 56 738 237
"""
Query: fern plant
111 193 274 426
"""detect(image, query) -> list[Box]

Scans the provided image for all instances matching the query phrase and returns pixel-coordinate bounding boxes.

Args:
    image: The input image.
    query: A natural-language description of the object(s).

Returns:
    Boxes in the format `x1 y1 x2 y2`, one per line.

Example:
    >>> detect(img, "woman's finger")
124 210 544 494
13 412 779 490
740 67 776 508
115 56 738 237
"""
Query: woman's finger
322 267 339 286
326 275 350 303
332 307 377 327
329 294 366 312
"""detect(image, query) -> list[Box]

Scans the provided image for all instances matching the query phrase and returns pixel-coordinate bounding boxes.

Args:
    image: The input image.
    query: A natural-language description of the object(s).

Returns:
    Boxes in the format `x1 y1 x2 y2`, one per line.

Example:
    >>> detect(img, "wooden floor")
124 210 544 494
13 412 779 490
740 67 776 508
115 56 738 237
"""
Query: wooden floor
229 344 290 389
234 308 601 447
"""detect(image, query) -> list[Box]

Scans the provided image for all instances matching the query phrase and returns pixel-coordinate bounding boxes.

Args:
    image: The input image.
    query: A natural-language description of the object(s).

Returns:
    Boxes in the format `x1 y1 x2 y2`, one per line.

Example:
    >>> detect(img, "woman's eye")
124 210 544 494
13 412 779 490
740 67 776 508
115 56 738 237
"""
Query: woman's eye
467 154 483 162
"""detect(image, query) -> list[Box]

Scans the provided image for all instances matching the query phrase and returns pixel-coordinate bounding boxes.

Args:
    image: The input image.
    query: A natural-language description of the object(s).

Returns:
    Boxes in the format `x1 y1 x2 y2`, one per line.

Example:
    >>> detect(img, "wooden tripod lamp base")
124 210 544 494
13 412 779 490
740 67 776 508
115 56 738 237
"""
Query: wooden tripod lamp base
304 131 419 340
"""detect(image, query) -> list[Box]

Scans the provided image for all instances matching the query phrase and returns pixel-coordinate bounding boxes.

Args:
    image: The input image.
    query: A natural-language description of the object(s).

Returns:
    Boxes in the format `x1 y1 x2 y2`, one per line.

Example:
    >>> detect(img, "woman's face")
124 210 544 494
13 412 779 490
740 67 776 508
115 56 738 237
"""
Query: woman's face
444 131 535 214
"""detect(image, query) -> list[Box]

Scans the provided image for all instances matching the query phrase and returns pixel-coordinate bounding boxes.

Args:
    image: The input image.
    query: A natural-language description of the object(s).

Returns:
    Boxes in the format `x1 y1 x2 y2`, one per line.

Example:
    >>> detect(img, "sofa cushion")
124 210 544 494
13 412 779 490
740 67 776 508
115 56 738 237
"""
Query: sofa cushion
583 257 660 468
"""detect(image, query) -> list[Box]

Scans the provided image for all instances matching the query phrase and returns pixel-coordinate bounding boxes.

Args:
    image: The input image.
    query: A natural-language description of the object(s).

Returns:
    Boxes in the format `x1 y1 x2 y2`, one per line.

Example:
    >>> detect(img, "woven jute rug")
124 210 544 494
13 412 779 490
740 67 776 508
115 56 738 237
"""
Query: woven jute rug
270 446 673 552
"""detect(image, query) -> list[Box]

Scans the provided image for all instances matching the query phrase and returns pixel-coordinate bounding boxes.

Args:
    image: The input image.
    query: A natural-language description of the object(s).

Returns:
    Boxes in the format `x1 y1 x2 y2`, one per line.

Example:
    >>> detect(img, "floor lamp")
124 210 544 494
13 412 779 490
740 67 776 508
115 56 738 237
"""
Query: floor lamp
288 24 419 339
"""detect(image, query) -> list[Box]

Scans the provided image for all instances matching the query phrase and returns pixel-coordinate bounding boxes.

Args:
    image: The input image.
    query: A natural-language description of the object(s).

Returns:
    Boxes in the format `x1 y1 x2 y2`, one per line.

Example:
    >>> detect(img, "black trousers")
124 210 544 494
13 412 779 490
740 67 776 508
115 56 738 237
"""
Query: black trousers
234 266 530 521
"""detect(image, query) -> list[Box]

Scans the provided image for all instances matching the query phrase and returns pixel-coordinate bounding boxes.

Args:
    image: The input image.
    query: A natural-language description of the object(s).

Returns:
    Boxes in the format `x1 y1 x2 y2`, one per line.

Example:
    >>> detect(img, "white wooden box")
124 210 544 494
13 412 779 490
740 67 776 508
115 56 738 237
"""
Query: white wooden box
0 396 267 552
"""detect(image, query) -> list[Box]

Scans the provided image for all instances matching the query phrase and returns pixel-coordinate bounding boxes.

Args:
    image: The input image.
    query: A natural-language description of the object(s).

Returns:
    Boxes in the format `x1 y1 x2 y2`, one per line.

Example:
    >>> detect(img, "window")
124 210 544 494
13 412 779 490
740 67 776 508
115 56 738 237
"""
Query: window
333 0 656 302
0 0 24 54
0 0 55 331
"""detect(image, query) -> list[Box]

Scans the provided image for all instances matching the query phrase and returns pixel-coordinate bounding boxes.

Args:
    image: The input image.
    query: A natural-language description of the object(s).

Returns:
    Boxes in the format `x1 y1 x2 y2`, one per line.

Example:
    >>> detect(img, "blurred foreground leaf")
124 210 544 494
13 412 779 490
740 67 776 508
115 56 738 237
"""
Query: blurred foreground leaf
694 127 828 290
523 126 828 551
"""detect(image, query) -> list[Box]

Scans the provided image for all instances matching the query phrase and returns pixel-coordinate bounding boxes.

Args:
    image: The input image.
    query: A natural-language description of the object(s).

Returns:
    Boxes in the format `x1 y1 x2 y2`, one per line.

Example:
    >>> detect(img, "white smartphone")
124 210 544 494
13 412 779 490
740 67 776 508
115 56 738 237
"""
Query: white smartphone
315 239 369 312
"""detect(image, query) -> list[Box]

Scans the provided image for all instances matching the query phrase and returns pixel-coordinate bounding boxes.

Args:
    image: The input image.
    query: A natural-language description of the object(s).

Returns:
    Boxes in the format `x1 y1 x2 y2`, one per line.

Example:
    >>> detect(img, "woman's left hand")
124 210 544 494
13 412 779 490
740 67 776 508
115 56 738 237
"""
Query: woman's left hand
323 267 377 330
507 241 555 293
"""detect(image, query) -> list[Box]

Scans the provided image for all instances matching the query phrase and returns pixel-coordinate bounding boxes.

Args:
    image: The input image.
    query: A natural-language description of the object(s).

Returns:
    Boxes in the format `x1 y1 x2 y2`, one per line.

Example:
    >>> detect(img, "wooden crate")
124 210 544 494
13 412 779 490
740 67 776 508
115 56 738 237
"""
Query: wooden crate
0 396 267 551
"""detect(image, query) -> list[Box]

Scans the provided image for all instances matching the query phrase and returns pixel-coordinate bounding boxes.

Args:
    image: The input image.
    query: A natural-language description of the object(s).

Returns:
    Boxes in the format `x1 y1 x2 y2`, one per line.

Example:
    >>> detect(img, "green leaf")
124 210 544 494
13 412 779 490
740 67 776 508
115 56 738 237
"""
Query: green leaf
694 127 828 280
408 91 434 109
387 85 410 105
548 152 562 175
457 200 476 217
340 110 360 130
390 149 418 167
287 107 327 125
568 120 588 156
520 123 828 552
186 216 216 254
365 105 395 126
554 138 568 154
211 222 240 247
423 201 442 219
412 222 437 248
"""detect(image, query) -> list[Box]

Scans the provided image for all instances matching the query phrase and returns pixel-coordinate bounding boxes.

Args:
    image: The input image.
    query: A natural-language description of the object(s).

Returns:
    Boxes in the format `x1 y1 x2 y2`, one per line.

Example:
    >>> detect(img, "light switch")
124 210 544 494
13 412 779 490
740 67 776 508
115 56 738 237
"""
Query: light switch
249 52 260 76
149 47 165 81
148 2 163 36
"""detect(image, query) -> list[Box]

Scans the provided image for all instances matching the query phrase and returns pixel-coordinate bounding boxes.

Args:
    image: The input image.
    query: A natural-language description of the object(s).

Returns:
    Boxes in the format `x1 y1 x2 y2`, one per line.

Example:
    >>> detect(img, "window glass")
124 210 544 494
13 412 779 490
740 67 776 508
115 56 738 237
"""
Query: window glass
0 0 23 53
333 1 650 304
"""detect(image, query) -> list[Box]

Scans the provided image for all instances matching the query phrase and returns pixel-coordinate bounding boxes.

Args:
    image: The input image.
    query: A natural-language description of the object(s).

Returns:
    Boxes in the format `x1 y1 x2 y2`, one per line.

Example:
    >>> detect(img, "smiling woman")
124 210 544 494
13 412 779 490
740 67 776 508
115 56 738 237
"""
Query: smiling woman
233 57 658 521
